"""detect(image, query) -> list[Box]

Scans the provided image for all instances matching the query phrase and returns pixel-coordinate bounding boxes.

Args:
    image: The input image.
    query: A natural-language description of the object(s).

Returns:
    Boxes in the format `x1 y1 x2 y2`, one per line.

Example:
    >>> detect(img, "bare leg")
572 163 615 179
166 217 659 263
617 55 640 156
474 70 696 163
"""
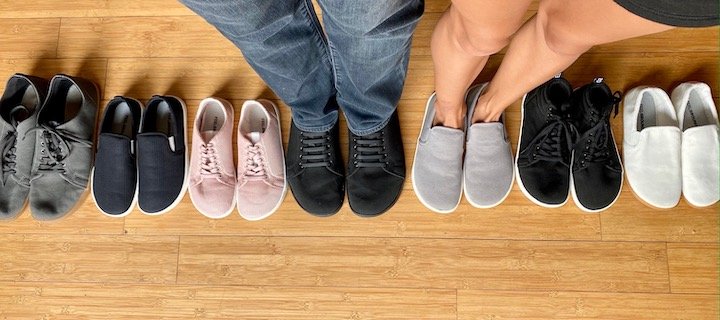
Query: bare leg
472 0 674 123
431 0 532 128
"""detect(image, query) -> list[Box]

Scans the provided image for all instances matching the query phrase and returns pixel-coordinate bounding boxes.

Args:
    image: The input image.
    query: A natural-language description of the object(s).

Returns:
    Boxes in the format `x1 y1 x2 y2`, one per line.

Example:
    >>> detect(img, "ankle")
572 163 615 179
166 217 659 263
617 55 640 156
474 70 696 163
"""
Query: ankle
433 98 465 129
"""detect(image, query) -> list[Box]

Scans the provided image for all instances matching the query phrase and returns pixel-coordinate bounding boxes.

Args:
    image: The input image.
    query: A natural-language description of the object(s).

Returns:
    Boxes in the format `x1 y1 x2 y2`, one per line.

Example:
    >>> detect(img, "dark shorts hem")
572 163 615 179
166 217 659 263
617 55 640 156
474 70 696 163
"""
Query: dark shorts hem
614 0 720 27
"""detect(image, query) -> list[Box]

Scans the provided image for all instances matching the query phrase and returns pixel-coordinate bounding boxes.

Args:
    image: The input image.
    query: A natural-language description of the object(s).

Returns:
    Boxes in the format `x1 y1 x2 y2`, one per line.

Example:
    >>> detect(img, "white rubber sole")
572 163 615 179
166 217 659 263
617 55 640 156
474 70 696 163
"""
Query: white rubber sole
515 93 569 208
411 92 462 214
139 95 190 216
237 99 288 221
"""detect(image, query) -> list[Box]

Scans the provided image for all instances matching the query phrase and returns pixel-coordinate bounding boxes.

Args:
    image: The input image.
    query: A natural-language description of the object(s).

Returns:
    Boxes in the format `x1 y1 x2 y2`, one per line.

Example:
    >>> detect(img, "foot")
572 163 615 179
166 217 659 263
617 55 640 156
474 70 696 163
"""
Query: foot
432 98 465 129
346 111 406 217
286 120 345 216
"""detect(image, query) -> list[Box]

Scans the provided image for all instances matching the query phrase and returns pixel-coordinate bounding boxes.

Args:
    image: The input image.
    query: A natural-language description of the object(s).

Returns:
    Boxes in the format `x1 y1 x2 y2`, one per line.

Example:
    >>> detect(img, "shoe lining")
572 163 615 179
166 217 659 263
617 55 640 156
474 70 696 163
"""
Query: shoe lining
154 100 176 137
637 91 675 130
240 103 268 135
683 90 712 130
110 101 134 138
199 101 225 141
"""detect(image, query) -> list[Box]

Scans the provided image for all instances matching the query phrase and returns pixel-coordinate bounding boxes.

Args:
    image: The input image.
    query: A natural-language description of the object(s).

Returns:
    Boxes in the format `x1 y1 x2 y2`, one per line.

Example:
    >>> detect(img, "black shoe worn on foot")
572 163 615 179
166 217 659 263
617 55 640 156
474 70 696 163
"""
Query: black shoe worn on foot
568 78 623 212
286 120 344 216
516 75 575 207
347 111 405 217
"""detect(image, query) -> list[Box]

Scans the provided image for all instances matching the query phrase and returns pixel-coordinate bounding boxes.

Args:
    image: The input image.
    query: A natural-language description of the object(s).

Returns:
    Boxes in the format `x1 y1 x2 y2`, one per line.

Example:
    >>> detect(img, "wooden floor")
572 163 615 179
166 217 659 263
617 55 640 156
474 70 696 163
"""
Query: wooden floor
0 1 718 319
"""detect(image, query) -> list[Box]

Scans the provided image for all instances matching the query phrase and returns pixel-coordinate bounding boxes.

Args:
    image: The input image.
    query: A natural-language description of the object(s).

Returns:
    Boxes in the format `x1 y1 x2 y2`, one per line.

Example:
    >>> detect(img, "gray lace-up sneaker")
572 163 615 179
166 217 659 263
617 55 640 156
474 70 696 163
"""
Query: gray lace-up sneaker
28 74 99 221
0 74 48 220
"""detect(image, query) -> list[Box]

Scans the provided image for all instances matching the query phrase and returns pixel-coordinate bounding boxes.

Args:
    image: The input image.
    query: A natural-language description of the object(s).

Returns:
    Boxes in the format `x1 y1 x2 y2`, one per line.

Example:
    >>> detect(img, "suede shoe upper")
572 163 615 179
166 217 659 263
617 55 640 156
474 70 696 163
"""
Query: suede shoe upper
0 74 48 220
347 110 405 217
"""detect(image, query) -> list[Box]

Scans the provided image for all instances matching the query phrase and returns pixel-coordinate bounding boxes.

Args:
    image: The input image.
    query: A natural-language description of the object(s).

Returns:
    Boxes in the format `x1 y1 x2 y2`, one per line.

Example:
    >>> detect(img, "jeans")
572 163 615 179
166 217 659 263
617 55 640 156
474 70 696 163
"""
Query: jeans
180 0 424 135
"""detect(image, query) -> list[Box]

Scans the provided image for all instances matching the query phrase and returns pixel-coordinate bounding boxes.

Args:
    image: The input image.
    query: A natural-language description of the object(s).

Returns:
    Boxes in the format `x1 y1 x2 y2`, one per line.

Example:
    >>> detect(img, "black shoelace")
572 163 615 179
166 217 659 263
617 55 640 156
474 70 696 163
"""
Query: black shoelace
26 124 92 186
576 92 621 170
352 131 387 168
0 130 18 180
299 131 333 168
520 104 575 166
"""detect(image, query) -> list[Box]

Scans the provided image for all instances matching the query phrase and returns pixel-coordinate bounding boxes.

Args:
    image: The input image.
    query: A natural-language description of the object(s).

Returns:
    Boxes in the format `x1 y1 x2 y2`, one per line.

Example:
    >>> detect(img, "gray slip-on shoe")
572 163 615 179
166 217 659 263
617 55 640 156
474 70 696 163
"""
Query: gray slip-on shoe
0 74 48 220
463 83 514 208
28 74 99 221
411 92 465 213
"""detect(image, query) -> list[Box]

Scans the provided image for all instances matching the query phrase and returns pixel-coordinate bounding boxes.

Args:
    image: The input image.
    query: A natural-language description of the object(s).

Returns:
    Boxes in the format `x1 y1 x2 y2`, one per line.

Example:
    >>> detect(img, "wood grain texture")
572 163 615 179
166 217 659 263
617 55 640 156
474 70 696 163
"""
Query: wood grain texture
177 236 669 293
457 290 719 320
667 243 719 294
0 235 178 284
0 0 718 318
0 283 456 320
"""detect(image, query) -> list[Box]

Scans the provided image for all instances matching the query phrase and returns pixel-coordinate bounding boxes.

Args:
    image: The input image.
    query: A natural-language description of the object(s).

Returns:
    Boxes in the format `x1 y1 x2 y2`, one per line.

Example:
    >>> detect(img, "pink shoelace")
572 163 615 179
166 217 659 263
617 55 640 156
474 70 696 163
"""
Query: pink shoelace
244 144 267 178
199 143 221 176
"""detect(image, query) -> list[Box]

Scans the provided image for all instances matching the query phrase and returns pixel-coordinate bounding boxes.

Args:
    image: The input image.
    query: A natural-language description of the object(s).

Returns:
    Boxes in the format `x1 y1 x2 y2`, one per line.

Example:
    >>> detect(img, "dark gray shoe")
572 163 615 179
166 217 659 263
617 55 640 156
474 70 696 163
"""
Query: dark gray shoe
0 74 48 220
28 74 99 221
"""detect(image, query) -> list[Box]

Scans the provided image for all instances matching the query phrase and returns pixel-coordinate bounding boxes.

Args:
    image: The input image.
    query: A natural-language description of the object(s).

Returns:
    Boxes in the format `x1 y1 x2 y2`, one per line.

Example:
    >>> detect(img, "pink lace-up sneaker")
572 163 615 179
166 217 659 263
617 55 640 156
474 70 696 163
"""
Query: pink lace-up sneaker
236 99 286 220
189 98 236 218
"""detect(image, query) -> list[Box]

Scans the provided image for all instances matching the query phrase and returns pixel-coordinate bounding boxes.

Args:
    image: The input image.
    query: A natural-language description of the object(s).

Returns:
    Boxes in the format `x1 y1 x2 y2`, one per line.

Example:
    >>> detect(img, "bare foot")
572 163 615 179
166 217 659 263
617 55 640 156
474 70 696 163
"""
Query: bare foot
433 98 465 129
471 94 503 123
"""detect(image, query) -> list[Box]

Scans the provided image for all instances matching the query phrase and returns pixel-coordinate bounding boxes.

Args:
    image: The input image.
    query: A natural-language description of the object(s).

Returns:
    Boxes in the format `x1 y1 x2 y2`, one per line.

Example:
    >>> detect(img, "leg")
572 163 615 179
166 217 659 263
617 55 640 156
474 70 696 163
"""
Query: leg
317 0 424 135
473 0 674 123
179 0 338 132
432 0 532 128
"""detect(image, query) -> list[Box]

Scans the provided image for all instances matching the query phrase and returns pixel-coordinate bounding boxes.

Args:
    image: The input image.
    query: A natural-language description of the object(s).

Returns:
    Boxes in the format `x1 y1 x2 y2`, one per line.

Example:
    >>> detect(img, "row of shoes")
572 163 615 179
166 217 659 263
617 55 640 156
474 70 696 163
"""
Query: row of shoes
92 96 287 221
0 73 99 221
623 82 719 208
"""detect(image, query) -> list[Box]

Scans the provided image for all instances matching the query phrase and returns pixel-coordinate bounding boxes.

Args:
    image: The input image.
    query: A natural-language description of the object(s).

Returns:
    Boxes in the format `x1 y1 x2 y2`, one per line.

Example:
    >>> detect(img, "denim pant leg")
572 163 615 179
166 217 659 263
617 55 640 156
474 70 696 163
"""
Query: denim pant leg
179 0 339 132
317 0 424 135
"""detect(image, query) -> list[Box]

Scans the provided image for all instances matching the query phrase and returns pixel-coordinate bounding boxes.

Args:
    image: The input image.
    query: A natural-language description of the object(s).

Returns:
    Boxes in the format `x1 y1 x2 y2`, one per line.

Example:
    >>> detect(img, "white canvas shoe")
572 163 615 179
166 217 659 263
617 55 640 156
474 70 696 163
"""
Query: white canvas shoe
623 87 681 209
671 82 719 208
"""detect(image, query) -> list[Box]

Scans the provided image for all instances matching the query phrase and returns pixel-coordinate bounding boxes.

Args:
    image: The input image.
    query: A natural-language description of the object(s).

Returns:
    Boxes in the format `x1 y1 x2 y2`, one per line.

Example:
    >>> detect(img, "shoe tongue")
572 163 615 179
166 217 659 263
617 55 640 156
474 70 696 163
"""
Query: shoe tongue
8 105 30 127
246 131 261 144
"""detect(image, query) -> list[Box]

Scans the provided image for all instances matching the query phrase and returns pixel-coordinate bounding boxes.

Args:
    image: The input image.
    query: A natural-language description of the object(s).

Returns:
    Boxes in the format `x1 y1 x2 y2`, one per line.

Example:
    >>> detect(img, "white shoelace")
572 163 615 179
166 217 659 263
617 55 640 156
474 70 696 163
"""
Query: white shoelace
244 144 266 178
199 143 221 175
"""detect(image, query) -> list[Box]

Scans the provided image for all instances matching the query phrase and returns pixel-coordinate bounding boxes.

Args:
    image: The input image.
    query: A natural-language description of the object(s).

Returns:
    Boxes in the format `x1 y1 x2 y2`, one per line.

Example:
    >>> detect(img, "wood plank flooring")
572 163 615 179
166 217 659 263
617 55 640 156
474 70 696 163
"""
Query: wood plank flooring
0 0 717 319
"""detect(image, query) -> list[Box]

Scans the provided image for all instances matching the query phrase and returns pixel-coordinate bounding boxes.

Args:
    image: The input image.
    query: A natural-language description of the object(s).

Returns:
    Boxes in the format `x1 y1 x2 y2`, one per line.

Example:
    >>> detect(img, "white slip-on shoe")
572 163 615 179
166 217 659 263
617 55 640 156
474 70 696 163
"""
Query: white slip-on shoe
671 82 719 208
623 86 682 209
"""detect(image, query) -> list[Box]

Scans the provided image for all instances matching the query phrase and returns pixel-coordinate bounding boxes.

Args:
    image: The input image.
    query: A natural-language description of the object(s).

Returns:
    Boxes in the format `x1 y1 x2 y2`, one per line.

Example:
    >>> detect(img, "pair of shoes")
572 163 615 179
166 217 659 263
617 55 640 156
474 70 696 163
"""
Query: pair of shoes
0 73 99 221
412 83 514 213
92 95 188 216
286 100 406 217
624 82 719 208
517 75 623 212
189 98 286 221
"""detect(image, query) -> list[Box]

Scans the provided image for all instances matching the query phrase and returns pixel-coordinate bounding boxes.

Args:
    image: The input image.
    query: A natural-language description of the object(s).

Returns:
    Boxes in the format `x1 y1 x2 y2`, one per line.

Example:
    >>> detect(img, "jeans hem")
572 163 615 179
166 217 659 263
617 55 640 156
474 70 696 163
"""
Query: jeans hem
293 117 338 133
346 114 393 136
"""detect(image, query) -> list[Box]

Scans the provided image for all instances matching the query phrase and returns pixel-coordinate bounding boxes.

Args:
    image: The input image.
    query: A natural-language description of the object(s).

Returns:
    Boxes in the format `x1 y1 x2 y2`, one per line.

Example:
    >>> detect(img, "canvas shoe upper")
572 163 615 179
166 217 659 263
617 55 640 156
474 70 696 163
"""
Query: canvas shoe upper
0 74 48 220
671 82 719 207
623 86 681 209
28 74 99 220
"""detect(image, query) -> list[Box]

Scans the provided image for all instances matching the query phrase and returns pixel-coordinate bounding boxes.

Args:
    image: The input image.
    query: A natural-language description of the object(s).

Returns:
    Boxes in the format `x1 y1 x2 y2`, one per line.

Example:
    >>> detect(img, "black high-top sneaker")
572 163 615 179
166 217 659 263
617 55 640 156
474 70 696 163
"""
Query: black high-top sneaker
346 110 405 217
569 78 623 212
516 75 575 207
286 119 345 216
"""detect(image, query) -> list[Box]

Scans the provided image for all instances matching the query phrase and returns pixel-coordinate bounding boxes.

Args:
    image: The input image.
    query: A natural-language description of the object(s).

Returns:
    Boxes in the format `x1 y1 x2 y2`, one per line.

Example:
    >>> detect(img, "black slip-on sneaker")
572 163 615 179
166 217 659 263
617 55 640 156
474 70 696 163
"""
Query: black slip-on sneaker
516 75 575 207
137 95 188 215
0 74 48 220
286 119 344 217
28 74 100 221
92 96 143 217
347 110 405 217
569 78 623 212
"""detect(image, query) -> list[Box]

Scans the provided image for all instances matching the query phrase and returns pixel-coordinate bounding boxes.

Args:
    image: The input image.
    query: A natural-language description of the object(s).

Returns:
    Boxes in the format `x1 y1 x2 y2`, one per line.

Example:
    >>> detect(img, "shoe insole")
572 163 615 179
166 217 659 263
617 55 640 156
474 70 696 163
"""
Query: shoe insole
154 100 176 136
63 85 83 123
199 103 225 141
110 101 134 138
239 104 268 134
683 90 713 130
637 91 675 130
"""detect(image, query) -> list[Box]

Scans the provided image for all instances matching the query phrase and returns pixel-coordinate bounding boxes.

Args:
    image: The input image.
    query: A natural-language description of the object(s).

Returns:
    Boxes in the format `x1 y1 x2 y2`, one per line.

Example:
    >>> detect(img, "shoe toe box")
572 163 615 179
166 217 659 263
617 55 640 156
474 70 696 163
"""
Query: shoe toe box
287 168 344 216
30 175 86 220
348 168 404 217
236 181 286 220
190 180 235 218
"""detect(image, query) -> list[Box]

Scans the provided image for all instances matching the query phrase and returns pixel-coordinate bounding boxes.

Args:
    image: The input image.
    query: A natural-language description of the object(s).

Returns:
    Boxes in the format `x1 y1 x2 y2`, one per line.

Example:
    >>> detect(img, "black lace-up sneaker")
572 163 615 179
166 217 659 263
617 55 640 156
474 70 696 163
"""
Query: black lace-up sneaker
347 110 405 217
569 78 623 212
0 74 48 220
286 120 344 216
516 75 575 207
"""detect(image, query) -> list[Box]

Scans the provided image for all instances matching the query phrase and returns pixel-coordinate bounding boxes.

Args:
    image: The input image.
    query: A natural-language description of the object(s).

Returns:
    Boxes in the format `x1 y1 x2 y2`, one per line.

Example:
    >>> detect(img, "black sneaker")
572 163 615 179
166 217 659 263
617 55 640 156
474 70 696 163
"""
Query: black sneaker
137 95 188 215
92 96 143 217
286 120 344 216
516 75 575 207
568 78 623 212
347 110 405 217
